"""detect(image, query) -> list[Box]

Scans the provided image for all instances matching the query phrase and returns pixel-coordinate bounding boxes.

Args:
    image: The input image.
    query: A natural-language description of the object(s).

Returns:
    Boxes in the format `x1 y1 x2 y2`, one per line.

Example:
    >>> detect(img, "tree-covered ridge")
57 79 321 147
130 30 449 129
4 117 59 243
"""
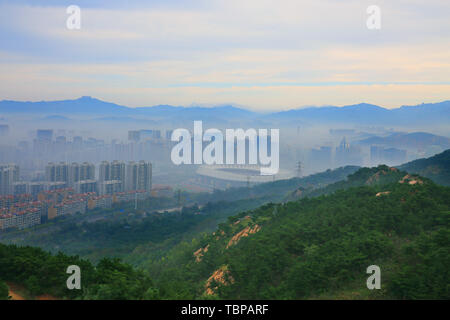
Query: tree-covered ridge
0 244 159 300
149 167 450 299
399 149 450 186
291 165 408 199
208 165 360 203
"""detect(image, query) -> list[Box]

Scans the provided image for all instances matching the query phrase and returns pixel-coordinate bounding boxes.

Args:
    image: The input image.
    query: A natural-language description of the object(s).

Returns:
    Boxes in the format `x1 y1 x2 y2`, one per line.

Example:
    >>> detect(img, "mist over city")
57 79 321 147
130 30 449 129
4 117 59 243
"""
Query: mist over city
1 96 449 192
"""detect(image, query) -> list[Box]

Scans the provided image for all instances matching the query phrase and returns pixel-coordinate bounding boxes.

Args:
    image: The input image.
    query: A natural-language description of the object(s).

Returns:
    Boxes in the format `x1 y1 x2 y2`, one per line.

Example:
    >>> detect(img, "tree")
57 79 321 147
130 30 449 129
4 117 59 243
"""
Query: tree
0 280 10 300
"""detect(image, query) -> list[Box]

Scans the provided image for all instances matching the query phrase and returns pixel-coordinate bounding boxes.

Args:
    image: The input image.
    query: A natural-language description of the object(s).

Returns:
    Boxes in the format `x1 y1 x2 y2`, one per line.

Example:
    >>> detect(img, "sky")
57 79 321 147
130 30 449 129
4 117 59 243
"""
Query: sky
0 0 449 111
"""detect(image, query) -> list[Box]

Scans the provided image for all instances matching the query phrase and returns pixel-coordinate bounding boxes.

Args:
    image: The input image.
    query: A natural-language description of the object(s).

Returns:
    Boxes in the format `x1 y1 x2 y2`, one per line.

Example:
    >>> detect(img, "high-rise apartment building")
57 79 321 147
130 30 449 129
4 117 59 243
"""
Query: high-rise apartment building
335 137 363 167
0 164 19 195
36 129 53 142
99 160 125 192
73 136 83 148
0 124 9 136
126 161 152 192
128 130 141 142
74 180 97 194
45 162 69 183
98 180 122 195
111 160 125 185
99 160 110 182
69 162 95 186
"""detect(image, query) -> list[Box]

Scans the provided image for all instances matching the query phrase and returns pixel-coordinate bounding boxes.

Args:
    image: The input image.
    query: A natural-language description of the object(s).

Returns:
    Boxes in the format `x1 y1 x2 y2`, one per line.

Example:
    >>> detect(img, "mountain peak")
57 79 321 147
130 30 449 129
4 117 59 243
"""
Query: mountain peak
344 102 384 110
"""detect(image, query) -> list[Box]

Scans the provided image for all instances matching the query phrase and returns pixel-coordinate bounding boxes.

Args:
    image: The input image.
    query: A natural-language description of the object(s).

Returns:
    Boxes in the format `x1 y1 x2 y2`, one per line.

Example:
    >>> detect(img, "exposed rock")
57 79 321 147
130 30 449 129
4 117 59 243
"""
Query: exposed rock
399 174 423 185
193 244 210 262
205 265 234 295
226 224 261 249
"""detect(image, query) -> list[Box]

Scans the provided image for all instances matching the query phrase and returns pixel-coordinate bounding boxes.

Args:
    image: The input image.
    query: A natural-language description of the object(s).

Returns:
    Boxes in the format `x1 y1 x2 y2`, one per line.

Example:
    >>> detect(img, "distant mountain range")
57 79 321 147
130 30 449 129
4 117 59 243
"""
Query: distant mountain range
0 96 449 126
357 132 450 149
0 96 254 120
268 101 450 125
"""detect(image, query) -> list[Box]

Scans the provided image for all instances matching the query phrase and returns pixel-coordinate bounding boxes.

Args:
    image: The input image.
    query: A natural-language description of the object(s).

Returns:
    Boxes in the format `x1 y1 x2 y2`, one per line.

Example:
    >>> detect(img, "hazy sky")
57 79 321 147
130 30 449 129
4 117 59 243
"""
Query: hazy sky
0 0 449 111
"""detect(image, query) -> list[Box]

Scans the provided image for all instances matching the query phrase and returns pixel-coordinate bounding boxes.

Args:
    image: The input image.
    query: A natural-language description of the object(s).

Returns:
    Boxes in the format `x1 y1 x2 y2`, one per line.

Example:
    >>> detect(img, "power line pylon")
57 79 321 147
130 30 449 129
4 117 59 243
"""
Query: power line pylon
296 161 303 178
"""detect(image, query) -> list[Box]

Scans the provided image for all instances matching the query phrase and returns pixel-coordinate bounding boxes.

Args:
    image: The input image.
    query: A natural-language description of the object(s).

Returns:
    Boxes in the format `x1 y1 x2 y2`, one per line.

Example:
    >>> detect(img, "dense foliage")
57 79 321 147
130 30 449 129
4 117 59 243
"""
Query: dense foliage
0 279 8 300
148 167 450 299
0 244 158 299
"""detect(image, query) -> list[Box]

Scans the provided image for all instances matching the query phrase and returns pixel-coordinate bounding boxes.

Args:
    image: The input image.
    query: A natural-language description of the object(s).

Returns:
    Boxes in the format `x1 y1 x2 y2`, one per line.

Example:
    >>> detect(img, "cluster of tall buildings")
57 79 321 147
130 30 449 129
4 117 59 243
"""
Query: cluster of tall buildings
308 137 409 173
0 159 154 230
44 160 152 196
0 160 152 197
97 160 152 195
128 129 172 142
0 128 174 175
334 137 364 167
308 138 364 172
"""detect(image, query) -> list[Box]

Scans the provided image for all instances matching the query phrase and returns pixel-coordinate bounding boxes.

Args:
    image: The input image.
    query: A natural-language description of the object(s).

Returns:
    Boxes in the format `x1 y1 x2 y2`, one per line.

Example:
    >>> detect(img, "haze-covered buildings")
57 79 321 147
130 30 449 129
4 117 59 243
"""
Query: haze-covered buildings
0 164 19 195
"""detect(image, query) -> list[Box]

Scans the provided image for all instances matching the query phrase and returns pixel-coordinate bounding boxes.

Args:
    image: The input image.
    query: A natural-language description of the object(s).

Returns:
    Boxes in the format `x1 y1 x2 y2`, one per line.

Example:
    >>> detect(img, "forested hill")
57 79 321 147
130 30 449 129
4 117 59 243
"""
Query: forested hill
0 244 159 300
290 165 408 200
148 167 450 299
399 149 450 186
286 152 450 201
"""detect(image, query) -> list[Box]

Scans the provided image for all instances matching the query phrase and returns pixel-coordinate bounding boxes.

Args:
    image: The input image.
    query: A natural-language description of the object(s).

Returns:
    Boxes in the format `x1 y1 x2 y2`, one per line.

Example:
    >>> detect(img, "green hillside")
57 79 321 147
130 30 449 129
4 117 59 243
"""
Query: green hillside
0 243 159 300
399 149 450 186
147 167 449 299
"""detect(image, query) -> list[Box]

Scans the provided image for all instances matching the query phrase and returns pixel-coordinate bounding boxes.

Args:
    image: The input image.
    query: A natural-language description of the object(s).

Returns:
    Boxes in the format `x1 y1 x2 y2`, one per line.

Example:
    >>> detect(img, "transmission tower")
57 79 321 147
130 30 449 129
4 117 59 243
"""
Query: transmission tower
177 189 181 207
296 161 303 178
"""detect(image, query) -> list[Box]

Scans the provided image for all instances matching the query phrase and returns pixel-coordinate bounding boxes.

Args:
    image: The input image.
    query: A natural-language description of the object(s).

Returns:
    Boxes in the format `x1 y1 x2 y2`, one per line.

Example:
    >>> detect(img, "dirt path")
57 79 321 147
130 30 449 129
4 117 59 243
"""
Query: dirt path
36 294 59 300
6 282 26 300
6 282 59 300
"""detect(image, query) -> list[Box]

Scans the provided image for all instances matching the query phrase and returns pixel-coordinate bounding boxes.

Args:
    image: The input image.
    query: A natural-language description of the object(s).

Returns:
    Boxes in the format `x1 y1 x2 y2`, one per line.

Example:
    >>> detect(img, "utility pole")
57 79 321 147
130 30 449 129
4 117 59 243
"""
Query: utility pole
134 192 137 210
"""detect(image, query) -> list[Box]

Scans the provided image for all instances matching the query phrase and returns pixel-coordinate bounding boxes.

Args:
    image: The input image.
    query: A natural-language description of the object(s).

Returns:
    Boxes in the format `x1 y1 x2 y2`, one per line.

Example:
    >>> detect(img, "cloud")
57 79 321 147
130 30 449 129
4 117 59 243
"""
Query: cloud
0 0 449 110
